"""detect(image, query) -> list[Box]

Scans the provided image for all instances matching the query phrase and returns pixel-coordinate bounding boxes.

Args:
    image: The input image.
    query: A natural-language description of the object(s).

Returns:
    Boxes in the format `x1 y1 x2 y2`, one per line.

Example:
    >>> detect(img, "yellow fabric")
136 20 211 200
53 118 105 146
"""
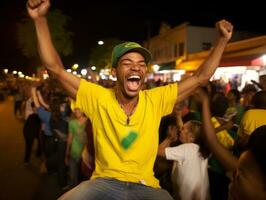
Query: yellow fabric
74 79 178 188
238 109 266 136
211 117 234 149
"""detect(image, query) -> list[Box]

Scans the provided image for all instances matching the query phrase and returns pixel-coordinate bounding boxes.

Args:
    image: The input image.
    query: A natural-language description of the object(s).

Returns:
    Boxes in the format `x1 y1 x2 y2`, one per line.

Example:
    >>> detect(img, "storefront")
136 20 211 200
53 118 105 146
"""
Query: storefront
175 35 266 91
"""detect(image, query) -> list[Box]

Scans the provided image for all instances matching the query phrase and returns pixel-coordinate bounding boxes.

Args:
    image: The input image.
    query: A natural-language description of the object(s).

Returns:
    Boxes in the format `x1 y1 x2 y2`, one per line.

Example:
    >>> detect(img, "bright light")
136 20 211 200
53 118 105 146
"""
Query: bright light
109 75 117 81
173 74 181 81
66 69 72 73
81 69 87 76
101 75 106 80
98 41 104 45
72 71 77 75
262 54 266 65
91 66 96 71
3 69 8 74
43 74 49 79
72 64 79 70
152 64 160 72
18 71 23 75
13 70 17 74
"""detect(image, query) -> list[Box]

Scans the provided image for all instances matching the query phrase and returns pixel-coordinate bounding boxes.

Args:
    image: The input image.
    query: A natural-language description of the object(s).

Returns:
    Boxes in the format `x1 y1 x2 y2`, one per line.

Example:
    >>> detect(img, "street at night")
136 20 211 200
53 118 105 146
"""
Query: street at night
0 96 62 200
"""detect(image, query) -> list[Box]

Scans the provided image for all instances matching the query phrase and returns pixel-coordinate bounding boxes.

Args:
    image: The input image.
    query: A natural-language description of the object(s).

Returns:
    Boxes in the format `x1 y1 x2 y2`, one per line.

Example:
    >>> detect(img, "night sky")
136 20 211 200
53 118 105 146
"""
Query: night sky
0 0 265 75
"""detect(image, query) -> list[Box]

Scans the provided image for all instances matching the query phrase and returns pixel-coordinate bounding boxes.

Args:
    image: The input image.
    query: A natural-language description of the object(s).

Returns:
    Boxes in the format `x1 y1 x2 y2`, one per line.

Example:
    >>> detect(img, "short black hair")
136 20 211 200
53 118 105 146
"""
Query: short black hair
251 91 266 109
229 89 241 103
248 125 266 177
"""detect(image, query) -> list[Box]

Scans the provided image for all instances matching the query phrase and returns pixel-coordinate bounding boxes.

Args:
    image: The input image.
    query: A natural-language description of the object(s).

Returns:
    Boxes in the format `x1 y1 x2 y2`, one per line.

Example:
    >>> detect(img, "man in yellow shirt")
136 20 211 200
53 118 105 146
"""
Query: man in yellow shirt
27 0 233 199
237 91 266 153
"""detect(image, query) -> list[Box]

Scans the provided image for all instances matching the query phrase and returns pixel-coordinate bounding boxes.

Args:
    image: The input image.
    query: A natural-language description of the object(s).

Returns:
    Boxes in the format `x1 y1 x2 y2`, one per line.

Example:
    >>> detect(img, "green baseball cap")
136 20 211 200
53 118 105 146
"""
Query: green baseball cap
111 42 152 68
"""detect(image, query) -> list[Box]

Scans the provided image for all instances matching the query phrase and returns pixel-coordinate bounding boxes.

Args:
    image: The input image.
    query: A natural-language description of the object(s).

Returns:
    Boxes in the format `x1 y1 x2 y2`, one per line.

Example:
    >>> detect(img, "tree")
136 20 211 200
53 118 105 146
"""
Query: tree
88 38 124 72
16 10 73 73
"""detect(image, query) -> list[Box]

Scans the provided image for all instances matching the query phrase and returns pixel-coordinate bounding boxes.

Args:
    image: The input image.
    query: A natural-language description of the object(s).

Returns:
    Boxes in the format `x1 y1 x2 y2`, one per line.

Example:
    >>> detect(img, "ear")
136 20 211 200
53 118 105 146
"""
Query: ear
111 68 117 77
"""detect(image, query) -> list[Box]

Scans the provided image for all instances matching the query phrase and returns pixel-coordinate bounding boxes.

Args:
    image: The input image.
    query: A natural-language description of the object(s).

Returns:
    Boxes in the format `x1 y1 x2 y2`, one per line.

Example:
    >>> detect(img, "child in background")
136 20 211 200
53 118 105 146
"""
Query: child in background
158 120 210 200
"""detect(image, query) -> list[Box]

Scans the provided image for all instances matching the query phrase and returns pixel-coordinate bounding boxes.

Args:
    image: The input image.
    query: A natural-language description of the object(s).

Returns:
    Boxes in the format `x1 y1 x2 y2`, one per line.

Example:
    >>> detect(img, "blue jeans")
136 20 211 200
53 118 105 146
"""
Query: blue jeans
58 177 173 200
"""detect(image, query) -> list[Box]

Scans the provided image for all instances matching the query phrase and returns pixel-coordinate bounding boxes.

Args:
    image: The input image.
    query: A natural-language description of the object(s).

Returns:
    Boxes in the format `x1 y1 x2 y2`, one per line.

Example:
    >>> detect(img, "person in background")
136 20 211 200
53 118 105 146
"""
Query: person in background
196 88 266 200
241 84 257 110
236 90 266 154
158 119 210 200
65 108 88 188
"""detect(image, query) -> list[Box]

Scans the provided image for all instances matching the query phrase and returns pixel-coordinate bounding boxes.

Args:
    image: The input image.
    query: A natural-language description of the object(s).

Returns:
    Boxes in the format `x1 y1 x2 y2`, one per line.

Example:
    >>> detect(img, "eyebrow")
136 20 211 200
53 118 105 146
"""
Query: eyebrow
120 58 146 63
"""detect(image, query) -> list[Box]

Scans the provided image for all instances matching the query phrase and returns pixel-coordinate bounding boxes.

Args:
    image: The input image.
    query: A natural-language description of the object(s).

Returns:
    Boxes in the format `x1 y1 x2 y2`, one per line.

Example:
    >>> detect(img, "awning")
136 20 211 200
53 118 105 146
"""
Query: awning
176 35 266 71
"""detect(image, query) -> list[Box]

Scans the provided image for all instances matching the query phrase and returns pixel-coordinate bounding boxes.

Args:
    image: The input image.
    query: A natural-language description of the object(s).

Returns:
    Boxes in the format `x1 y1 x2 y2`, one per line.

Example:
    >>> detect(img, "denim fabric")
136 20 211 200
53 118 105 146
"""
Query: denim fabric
58 177 173 200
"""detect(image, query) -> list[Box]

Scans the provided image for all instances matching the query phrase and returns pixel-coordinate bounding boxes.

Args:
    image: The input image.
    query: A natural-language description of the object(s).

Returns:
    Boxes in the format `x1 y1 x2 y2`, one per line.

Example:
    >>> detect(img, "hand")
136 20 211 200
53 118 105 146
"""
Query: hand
215 19 233 41
167 125 178 142
27 0 50 20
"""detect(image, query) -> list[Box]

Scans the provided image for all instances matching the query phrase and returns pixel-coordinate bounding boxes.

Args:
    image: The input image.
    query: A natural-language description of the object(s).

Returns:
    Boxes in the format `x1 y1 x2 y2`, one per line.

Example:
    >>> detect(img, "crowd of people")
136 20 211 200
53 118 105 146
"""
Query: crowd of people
13 67 266 200
7 0 266 199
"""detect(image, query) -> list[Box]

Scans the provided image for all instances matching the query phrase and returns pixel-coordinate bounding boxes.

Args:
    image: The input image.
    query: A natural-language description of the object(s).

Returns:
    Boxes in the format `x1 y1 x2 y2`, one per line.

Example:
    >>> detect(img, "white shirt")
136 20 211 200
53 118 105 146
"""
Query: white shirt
165 143 209 200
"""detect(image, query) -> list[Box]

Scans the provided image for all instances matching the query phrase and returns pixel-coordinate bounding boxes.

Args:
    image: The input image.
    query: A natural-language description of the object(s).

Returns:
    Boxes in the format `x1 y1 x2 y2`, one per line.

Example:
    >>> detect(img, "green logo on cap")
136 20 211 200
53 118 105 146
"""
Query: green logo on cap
124 42 141 48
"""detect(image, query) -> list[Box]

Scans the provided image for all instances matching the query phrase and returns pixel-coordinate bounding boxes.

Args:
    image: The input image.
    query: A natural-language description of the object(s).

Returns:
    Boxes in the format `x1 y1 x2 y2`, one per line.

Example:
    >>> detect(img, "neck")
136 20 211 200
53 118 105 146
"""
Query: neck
115 88 139 117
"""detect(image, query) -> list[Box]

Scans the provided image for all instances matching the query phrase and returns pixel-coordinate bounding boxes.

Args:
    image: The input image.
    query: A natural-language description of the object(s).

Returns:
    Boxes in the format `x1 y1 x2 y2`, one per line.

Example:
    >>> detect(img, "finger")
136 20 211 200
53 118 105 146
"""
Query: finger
27 0 43 9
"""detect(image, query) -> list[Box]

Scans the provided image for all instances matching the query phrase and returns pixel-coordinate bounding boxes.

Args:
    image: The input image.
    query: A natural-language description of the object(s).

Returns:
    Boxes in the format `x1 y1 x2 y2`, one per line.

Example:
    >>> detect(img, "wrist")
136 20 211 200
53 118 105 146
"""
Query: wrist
33 17 47 25
217 36 230 44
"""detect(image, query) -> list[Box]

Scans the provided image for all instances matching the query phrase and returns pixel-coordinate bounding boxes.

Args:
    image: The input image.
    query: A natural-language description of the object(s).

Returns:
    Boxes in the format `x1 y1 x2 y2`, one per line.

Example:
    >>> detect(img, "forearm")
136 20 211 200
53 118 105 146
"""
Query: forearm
202 99 238 171
37 90 49 109
34 17 63 75
195 37 228 85
65 134 73 157
31 89 41 108
34 18 80 98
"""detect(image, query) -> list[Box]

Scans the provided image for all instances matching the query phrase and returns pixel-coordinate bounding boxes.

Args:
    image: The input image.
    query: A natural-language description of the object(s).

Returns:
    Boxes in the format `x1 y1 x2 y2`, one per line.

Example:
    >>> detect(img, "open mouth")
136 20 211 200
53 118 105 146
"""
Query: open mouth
126 75 141 91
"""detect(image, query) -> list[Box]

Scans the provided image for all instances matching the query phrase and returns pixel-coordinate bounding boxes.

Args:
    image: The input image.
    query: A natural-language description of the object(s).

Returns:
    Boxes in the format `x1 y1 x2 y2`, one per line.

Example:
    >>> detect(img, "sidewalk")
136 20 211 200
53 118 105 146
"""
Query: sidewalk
0 96 63 200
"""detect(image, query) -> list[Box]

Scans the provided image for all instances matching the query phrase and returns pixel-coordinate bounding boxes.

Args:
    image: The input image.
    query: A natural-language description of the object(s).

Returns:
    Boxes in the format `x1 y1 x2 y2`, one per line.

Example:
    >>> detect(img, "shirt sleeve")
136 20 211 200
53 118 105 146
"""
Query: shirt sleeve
165 145 185 162
74 79 107 118
146 83 178 117
238 110 253 136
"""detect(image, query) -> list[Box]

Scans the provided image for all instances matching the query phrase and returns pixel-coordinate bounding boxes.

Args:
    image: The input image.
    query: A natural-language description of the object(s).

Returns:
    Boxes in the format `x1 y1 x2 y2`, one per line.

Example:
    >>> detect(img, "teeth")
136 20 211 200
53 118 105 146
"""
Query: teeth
128 75 140 79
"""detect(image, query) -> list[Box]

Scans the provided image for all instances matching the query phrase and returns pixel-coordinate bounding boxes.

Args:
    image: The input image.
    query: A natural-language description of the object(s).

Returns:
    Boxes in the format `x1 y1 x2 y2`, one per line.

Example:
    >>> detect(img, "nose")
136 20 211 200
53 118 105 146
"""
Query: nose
131 63 140 71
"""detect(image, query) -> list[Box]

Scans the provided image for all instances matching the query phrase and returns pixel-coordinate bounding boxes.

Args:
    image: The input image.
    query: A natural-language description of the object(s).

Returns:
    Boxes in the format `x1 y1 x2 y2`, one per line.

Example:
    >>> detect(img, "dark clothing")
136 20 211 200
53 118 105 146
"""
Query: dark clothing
23 113 42 162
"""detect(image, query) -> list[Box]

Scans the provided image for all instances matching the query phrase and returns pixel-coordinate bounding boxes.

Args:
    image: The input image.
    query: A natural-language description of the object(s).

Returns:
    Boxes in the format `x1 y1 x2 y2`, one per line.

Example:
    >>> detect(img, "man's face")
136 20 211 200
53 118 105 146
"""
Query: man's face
228 151 266 200
113 52 147 99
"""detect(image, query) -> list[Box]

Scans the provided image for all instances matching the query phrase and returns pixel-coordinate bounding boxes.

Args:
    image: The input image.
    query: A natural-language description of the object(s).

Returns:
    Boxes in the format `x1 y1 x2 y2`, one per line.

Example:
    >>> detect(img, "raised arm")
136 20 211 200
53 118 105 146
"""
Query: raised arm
157 126 178 157
176 20 233 103
27 0 80 99
195 89 238 172
31 87 40 108
36 90 49 110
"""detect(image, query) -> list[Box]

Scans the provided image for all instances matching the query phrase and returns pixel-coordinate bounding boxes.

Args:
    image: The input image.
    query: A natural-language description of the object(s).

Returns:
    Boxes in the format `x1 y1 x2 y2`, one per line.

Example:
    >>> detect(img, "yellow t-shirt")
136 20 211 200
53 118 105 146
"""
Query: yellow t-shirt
238 109 266 136
75 79 178 188
211 117 234 149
